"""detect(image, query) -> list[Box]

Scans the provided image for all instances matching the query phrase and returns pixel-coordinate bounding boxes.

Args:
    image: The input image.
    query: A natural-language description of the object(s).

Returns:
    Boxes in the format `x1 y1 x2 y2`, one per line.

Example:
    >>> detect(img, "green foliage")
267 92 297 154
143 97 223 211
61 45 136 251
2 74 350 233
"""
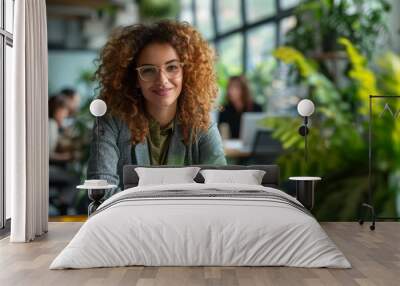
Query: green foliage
338 37 378 114
285 0 391 83
376 52 400 97
268 40 400 220
273 47 351 123
215 63 231 106
247 58 279 106
71 97 95 179
138 0 179 20
66 69 98 181
286 0 390 58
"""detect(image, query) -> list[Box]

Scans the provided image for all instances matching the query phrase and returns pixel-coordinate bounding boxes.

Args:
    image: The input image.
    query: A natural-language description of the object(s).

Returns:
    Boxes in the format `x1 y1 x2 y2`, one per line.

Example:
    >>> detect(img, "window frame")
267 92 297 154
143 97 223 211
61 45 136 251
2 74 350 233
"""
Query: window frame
180 0 297 73
0 0 13 232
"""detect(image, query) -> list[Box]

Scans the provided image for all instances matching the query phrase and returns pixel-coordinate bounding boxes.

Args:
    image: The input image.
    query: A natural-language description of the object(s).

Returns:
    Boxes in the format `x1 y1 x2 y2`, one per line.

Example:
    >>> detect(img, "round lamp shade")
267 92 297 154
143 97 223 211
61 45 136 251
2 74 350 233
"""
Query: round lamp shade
297 99 315 117
90 99 107 117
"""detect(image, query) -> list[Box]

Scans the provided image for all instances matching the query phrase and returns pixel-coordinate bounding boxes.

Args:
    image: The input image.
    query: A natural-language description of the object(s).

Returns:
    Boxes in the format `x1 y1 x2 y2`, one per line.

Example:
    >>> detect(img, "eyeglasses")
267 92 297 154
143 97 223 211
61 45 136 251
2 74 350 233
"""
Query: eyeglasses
136 61 184 82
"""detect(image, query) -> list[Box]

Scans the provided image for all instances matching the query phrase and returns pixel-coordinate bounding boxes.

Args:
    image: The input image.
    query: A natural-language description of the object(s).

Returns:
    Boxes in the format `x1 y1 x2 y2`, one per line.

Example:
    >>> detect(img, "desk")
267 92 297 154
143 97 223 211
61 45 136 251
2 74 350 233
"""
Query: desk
223 139 251 158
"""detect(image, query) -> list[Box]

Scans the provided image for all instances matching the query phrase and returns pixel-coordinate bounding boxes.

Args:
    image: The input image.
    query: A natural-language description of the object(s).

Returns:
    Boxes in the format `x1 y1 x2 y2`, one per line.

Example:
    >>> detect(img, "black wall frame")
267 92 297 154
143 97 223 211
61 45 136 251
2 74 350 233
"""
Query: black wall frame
359 95 400 231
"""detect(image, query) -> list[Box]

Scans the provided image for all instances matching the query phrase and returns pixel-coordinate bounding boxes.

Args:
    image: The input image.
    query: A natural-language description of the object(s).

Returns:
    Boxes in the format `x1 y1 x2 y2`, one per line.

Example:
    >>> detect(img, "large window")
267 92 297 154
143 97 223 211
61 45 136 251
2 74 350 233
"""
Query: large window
180 0 299 75
180 0 194 24
218 33 243 75
1 0 14 230
247 23 275 70
196 0 214 40
246 0 276 23
279 15 297 45
217 0 242 34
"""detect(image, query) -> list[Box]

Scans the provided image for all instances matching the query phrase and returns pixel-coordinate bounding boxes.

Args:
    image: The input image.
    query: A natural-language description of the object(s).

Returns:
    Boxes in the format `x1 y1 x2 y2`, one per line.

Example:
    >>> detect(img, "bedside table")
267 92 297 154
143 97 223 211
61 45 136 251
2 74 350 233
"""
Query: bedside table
289 177 321 210
77 184 116 216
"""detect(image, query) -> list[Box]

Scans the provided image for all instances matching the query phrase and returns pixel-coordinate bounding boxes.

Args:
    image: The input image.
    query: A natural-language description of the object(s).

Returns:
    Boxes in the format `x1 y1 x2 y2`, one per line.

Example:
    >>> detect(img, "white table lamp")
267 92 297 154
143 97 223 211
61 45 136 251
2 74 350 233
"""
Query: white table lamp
77 99 116 215
297 99 315 117
90 99 107 117
297 99 315 163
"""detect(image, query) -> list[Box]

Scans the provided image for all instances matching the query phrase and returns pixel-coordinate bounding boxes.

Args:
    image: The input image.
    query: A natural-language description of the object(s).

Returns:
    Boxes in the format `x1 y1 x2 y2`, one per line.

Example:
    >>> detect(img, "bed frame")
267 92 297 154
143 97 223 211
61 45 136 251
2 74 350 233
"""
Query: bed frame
123 165 280 189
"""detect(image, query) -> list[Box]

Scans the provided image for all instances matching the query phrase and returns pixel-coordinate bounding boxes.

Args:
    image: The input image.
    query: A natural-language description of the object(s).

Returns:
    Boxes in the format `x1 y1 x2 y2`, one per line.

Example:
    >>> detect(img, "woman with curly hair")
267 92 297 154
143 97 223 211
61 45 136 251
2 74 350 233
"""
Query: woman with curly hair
87 20 226 196
218 75 262 139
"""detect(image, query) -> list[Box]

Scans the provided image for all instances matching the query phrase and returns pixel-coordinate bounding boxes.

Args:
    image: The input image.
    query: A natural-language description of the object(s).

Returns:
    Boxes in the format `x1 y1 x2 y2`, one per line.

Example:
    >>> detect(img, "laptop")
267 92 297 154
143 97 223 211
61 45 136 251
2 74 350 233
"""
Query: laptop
239 112 270 152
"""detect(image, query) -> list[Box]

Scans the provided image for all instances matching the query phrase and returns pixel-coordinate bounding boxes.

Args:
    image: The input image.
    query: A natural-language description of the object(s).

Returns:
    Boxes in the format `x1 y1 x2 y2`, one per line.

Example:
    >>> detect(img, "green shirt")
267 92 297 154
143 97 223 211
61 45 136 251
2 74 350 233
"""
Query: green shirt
88 114 227 198
146 117 174 165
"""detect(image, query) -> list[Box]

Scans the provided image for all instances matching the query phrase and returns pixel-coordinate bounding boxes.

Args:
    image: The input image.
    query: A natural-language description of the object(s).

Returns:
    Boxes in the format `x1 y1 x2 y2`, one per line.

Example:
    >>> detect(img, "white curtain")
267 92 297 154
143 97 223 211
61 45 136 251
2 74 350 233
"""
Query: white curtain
7 0 49 242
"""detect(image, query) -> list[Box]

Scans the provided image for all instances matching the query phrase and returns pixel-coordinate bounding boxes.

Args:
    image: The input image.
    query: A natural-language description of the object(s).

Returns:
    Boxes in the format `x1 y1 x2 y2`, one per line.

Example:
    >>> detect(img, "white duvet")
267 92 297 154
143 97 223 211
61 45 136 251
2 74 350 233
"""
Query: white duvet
50 183 351 269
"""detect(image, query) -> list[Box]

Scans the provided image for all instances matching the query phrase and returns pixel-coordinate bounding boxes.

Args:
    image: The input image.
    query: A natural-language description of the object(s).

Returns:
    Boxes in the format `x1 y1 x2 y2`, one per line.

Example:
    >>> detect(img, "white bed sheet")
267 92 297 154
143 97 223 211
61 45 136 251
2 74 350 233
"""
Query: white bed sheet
50 183 351 269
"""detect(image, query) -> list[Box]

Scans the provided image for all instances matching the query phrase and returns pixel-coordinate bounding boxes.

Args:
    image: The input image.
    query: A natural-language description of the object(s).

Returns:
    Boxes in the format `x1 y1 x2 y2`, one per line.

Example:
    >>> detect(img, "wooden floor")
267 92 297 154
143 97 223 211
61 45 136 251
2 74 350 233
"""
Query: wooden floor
0 222 399 286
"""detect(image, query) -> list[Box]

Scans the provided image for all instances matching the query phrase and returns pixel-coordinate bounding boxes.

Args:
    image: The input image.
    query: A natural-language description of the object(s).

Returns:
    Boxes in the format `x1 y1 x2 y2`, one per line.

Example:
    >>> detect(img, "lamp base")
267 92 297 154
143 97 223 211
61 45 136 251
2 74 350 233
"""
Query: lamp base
298 125 309 136
88 189 106 216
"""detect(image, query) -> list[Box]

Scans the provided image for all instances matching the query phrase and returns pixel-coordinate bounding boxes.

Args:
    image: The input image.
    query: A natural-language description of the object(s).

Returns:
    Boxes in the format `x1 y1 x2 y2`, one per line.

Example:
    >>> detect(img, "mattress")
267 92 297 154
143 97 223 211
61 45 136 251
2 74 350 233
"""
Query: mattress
50 183 351 269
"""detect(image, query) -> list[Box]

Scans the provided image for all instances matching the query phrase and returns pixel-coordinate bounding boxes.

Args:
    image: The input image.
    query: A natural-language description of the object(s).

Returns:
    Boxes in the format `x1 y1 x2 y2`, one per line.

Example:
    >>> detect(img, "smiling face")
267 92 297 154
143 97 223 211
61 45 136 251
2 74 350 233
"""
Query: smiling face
136 43 183 115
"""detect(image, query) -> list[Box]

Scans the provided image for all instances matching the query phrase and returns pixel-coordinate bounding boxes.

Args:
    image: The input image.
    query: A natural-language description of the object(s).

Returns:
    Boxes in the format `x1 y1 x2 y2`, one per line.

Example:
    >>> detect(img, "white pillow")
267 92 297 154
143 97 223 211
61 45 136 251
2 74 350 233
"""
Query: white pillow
200 169 266 185
135 167 201 186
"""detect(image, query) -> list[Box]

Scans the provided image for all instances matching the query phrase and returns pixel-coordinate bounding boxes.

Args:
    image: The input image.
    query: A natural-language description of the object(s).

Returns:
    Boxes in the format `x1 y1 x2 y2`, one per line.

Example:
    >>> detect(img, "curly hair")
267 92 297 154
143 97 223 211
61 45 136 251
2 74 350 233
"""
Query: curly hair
95 20 218 145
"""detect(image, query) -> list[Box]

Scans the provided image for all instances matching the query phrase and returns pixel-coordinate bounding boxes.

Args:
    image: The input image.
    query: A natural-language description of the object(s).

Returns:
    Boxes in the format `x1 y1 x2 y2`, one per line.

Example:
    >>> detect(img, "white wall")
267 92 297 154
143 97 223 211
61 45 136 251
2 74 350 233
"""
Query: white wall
48 50 98 100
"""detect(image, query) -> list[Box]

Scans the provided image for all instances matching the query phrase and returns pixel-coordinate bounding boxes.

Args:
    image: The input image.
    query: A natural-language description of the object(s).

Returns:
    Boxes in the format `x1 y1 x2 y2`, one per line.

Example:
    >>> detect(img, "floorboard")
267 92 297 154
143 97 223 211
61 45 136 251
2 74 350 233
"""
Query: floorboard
0 222 399 286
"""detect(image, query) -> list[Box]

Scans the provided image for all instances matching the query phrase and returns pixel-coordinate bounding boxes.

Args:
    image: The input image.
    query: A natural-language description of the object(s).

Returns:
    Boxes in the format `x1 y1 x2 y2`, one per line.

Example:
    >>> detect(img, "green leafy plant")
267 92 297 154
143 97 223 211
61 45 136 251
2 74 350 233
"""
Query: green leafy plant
247 58 278 106
266 39 400 220
285 0 391 81
286 0 390 56
138 0 179 21
66 69 98 181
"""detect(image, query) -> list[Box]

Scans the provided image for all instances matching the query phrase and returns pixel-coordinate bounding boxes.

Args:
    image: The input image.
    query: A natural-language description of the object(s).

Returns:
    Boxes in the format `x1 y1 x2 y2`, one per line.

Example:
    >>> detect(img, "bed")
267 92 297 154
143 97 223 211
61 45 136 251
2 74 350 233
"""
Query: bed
50 165 351 269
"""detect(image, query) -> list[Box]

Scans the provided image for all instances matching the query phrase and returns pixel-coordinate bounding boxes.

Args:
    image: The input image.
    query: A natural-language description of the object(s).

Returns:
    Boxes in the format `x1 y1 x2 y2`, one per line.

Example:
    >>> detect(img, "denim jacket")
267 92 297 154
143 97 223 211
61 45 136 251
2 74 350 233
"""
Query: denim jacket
86 114 227 198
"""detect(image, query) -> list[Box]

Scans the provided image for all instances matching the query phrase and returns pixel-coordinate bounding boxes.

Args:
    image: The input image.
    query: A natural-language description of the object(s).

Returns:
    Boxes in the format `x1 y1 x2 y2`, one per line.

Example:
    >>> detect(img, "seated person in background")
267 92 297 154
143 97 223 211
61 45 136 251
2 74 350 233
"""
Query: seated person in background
86 20 227 198
48 95 72 162
48 95 79 215
57 87 83 160
218 75 262 139
60 87 80 117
